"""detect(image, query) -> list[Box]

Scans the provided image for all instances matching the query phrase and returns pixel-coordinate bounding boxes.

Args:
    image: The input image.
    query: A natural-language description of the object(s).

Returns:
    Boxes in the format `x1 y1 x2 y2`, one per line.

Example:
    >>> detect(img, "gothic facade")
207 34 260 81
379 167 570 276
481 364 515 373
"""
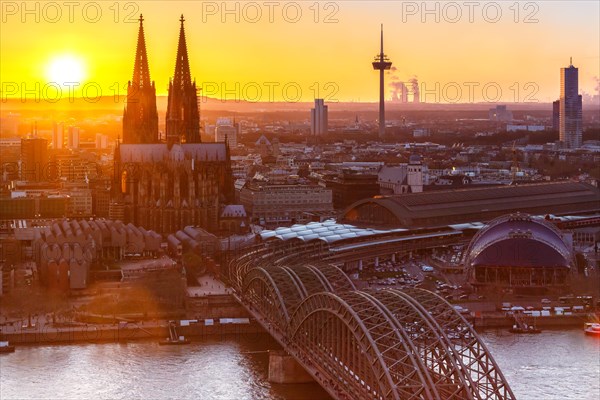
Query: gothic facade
112 15 233 235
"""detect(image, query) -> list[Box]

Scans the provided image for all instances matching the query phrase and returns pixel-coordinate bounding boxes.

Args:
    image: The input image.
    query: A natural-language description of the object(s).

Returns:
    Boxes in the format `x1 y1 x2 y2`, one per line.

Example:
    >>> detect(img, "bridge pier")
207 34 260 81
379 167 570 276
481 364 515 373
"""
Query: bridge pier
268 350 314 384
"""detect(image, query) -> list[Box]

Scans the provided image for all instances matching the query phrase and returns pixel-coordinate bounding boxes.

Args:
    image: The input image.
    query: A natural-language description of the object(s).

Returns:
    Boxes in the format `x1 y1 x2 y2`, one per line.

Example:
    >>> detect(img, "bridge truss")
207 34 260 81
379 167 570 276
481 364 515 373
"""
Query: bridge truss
228 243 516 400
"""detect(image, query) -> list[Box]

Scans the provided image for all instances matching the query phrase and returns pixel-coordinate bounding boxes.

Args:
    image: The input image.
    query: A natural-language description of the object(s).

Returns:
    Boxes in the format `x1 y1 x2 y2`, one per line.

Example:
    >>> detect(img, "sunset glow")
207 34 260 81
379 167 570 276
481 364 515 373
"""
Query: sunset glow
46 55 86 85
1 1 598 103
0 2 598 400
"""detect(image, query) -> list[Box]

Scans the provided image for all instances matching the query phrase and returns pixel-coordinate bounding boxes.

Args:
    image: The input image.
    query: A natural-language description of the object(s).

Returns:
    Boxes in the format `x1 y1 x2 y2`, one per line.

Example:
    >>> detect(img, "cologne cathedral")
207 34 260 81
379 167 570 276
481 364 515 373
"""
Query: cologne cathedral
113 15 234 235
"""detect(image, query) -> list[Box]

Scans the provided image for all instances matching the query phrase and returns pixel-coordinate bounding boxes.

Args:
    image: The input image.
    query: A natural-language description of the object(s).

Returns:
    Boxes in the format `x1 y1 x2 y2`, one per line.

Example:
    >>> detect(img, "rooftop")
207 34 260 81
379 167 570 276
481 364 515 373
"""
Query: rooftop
342 182 600 228
465 213 573 268
259 219 407 244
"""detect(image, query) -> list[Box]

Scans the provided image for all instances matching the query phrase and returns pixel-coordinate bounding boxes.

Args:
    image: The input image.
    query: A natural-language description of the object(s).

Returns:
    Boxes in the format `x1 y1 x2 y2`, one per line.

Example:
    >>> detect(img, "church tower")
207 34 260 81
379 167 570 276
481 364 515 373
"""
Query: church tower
122 15 159 144
166 15 201 145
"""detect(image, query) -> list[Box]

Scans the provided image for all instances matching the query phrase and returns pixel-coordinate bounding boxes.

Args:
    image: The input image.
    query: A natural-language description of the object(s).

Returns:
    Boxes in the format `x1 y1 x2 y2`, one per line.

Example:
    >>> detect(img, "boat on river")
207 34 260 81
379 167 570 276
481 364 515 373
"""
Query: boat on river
584 322 600 337
0 341 15 353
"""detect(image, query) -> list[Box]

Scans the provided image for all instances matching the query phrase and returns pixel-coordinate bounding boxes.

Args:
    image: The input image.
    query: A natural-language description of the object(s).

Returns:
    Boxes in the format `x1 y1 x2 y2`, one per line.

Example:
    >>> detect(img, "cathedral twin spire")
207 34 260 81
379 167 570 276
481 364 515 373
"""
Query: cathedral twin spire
123 14 200 145
132 14 151 88
166 15 201 145
122 14 158 144
172 15 193 94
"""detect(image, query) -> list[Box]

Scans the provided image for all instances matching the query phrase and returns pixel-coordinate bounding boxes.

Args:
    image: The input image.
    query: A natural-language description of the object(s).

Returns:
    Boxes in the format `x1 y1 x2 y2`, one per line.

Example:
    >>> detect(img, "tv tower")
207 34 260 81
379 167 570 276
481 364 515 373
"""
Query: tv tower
372 24 392 139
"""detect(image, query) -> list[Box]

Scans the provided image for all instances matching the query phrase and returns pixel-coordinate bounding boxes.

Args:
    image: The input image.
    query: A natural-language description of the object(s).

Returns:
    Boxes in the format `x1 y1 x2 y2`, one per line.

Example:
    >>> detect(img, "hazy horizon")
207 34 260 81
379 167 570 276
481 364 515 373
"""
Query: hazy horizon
2 1 599 105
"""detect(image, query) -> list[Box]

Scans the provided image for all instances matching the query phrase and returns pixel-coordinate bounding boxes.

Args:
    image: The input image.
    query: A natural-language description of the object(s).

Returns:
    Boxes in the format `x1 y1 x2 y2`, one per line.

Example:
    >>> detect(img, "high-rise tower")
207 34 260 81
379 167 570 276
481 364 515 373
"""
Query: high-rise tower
559 58 583 149
372 24 392 139
310 99 328 136
166 15 200 145
122 15 159 144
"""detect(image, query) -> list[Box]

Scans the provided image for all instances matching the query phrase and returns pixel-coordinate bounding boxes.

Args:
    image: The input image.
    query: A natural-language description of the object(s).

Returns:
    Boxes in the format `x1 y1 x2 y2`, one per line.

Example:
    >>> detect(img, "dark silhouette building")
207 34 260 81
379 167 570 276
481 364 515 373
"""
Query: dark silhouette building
112 15 234 235
122 15 159 144
324 171 380 210
559 59 583 148
552 99 560 131
21 137 48 182
166 15 200 145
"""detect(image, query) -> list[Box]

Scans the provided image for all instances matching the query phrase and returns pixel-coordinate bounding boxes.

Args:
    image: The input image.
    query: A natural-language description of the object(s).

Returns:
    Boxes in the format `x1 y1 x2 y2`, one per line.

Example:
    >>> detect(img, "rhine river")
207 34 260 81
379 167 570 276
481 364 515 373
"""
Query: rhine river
1 329 598 400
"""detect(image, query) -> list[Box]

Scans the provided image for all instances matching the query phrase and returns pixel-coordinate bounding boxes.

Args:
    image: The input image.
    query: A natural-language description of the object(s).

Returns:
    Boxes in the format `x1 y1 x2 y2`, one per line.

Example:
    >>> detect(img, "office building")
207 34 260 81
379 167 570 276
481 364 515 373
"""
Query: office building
552 100 560 131
20 137 48 182
52 122 64 149
68 126 80 149
489 105 513 122
560 60 583 148
310 99 328 136
215 118 237 147
96 133 109 149
240 183 332 227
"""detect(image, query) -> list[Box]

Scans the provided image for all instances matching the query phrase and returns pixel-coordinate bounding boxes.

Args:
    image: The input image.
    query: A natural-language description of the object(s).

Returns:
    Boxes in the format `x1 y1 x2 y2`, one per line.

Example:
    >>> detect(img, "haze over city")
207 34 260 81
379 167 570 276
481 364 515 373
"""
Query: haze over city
1 1 599 103
0 2 599 400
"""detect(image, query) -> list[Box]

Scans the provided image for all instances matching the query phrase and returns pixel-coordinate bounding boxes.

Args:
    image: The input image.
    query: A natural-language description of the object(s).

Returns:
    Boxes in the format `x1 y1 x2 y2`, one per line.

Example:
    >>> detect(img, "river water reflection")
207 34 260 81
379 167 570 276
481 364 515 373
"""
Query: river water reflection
1 330 598 399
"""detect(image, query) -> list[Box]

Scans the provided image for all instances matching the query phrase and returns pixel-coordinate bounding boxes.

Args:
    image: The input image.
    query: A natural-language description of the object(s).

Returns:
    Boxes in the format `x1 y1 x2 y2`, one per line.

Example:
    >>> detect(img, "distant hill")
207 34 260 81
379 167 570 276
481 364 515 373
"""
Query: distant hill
1 95 568 115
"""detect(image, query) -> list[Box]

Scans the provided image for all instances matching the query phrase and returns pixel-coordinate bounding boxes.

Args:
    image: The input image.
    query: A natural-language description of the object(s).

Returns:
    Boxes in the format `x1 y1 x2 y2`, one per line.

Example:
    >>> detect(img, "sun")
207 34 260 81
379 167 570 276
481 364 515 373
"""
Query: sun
46 55 86 85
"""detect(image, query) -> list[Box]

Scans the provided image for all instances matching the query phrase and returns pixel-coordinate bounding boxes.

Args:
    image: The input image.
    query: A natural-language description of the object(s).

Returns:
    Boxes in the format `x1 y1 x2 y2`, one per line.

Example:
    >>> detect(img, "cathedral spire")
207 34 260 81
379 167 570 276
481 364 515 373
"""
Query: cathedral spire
122 14 159 144
132 14 151 87
173 14 192 90
166 15 200 145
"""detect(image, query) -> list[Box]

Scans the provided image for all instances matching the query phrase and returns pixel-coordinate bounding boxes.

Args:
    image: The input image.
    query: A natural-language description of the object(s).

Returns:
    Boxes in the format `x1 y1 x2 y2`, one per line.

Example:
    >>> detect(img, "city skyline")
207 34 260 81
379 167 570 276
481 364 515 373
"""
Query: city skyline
1 2 599 398
1 1 599 103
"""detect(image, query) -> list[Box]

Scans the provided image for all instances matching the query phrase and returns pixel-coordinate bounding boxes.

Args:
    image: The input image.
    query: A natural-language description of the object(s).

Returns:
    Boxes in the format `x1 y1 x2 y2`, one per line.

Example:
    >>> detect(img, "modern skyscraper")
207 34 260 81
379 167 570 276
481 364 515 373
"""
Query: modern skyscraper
21 137 48 182
96 133 109 149
166 15 200 145
489 105 513 122
215 118 237 147
52 122 64 149
310 99 328 136
559 59 583 148
67 126 80 149
122 15 159 144
552 100 560 131
372 25 392 139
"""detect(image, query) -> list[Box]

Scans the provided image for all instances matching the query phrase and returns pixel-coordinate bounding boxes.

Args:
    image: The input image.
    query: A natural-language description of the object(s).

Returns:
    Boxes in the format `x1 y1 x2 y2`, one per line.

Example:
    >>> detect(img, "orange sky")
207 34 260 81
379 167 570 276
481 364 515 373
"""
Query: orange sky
1 1 599 103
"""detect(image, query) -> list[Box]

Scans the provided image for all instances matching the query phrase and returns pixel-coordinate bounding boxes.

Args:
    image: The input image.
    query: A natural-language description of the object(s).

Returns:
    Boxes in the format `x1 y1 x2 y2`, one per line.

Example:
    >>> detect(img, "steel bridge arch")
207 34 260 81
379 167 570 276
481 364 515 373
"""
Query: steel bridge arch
368 290 472 400
231 240 516 400
287 289 516 400
288 292 400 400
399 288 515 399
282 265 327 296
372 289 478 399
287 291 469 399
242 267 295 326
340 290 441 400
242 263 357 328
313 263 356 292
351 290 443 400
